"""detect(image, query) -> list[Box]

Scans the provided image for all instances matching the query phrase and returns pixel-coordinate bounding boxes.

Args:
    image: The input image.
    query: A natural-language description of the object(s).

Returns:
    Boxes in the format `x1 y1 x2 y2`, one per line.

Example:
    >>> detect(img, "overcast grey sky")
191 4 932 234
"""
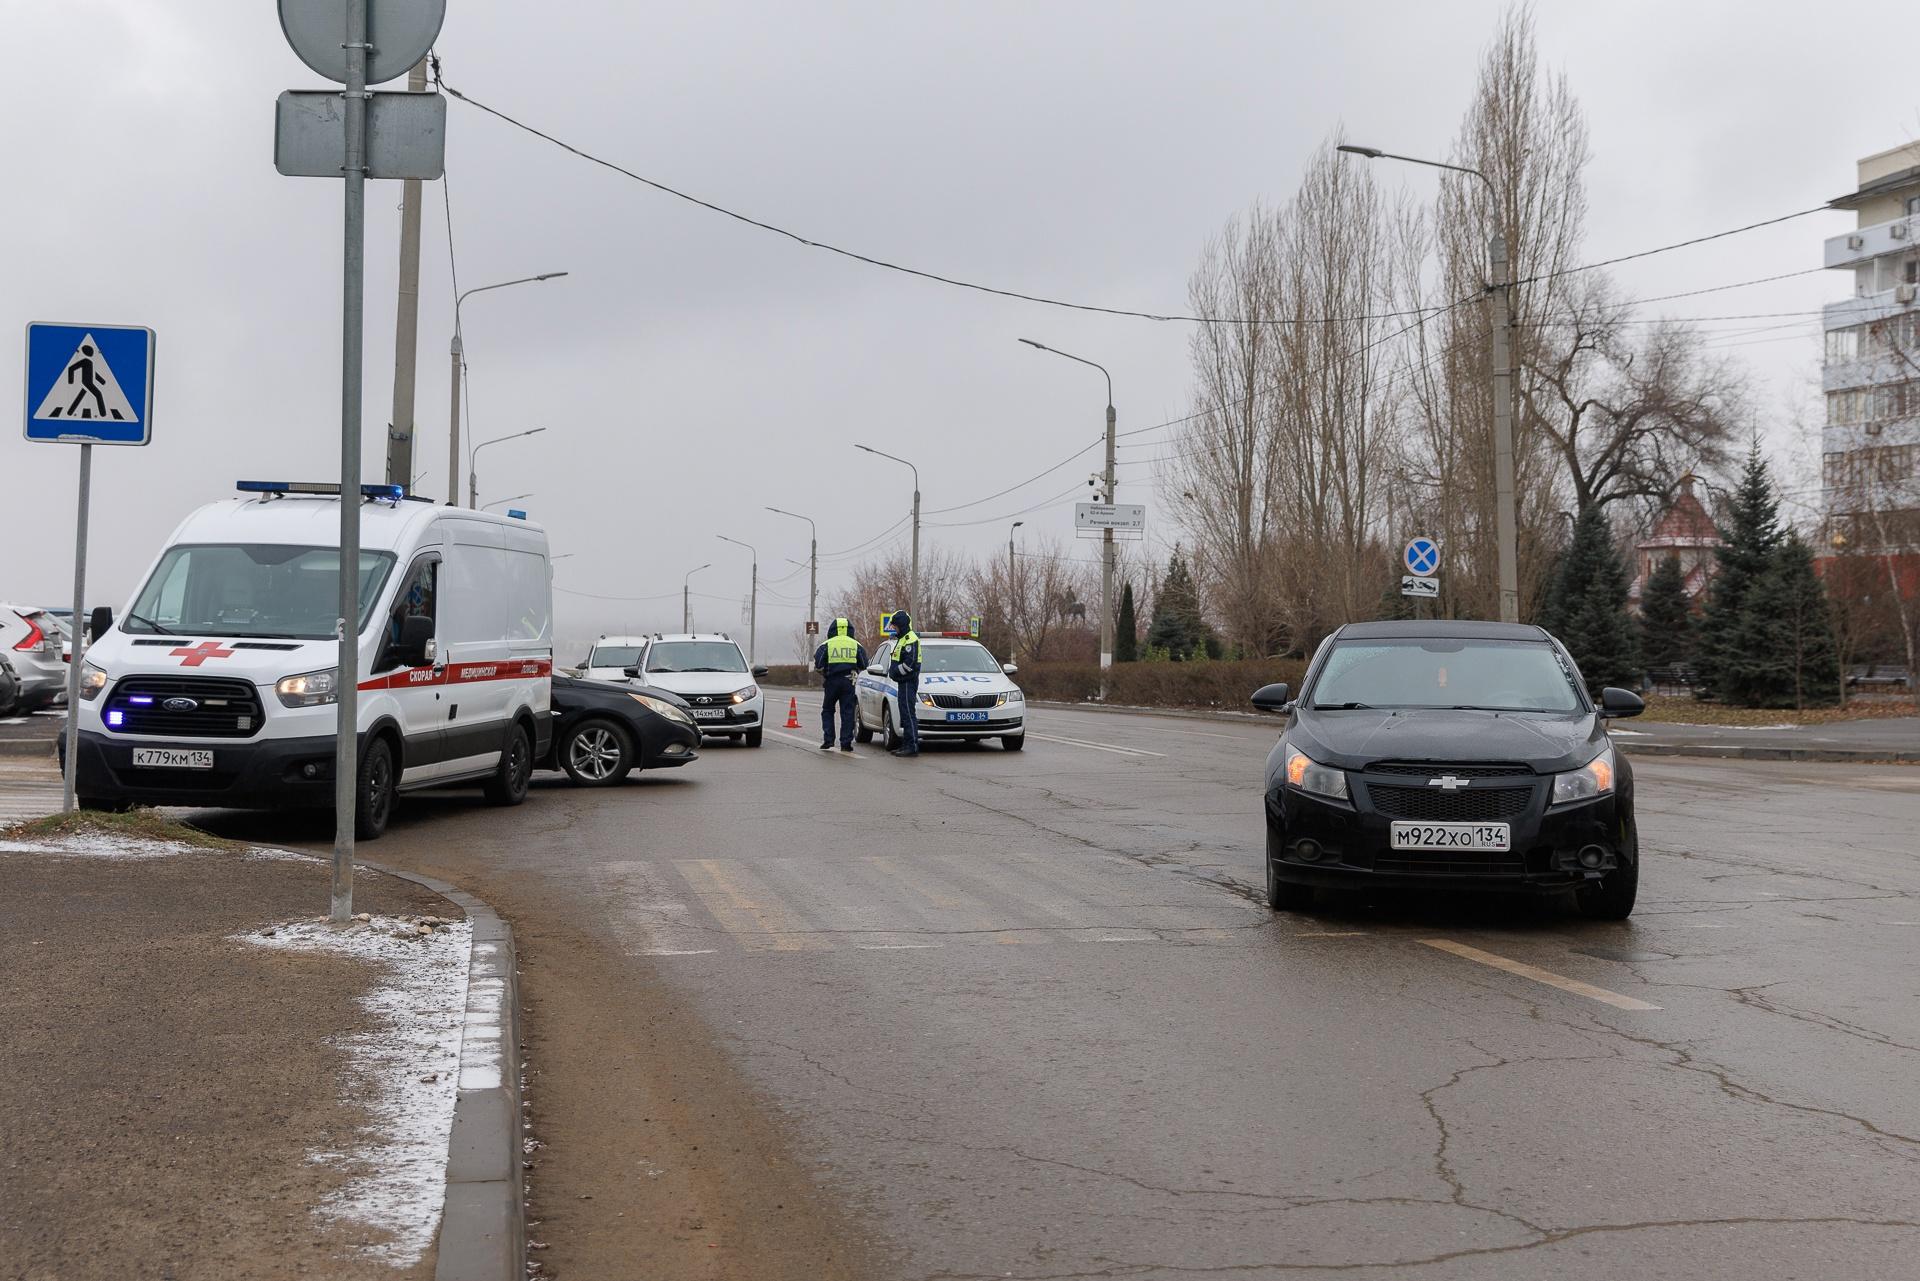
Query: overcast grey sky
3 1 1903 658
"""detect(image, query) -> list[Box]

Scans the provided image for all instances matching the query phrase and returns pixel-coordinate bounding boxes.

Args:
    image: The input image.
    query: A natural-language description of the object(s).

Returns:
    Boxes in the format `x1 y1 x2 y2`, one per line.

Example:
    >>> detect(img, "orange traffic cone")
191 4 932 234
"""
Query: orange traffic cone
783 696 801 729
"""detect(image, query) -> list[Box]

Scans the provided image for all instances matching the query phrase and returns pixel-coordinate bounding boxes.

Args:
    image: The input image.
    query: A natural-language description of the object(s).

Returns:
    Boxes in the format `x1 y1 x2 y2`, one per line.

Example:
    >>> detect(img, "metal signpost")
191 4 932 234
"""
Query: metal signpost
23 322 156 814
1401 537 1441 602
277 0 444 922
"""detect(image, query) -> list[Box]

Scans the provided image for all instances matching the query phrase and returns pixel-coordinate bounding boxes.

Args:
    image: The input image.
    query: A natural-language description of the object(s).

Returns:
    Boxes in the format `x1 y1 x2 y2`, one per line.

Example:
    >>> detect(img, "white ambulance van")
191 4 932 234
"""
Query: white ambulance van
68 481 553 838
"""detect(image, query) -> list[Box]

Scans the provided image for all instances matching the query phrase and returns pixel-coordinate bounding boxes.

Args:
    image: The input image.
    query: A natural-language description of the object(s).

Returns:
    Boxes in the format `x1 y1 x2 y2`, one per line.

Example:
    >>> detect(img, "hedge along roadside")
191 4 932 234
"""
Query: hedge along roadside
764 658 1308 710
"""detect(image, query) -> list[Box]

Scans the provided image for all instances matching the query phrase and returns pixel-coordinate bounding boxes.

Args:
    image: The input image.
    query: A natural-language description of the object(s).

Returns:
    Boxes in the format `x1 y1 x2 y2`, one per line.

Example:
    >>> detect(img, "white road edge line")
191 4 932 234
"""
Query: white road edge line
1420 938 1662 1011
1027 733 1167 758
764 728 865 757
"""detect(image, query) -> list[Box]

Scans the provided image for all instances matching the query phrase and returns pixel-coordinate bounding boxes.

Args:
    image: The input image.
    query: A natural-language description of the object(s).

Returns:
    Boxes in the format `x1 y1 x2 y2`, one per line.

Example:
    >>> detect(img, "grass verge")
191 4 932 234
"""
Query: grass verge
1634 695 1919 727
0 807 237 850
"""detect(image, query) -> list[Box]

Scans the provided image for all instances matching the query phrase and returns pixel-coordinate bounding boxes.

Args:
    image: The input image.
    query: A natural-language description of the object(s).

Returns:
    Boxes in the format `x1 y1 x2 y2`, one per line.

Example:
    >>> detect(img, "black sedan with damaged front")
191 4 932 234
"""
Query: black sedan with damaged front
1251 620 1644 919
540 674 700 787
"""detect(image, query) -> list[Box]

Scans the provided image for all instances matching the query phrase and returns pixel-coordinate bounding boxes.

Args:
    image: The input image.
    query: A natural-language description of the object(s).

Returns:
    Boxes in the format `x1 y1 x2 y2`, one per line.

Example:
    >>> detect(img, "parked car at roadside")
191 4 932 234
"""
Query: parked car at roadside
0 604 68 714
0 654 20 717
539 674 701 786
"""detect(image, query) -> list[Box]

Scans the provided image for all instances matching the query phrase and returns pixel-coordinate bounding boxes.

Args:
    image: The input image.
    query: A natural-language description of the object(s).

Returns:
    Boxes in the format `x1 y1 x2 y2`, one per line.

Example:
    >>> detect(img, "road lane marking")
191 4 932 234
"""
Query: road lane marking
1419 938 1662 1011
764 728 865 756
861 856 1027 945
678 859 832 952
1028 733 1167 758
1296 931 1369 938
857 943 944 950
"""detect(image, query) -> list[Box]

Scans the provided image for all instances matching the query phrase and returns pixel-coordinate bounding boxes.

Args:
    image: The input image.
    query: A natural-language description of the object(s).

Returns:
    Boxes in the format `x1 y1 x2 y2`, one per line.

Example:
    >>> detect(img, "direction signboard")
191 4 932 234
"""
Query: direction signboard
275 89 446 179
1076 502 1146 532
1401 575 1440 599
24 323 155 446
1403 537 1440 577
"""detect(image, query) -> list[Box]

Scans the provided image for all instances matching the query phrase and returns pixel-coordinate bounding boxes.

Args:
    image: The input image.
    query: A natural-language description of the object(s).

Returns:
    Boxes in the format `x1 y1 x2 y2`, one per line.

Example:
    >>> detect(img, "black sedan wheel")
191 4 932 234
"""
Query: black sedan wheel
561 718 634 787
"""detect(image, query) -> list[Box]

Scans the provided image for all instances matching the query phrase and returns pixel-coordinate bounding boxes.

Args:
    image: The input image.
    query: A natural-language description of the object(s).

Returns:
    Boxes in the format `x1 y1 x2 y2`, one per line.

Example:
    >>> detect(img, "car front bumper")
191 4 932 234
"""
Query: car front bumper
637 717 702 768
913 710 1024 738
69 728 343 809
1265 785 1630 893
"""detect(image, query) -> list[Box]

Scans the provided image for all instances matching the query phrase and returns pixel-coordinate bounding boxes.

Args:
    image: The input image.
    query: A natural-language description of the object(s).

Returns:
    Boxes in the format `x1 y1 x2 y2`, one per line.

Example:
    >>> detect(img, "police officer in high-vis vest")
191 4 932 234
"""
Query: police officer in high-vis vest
811 617 867 751
885 610 922 757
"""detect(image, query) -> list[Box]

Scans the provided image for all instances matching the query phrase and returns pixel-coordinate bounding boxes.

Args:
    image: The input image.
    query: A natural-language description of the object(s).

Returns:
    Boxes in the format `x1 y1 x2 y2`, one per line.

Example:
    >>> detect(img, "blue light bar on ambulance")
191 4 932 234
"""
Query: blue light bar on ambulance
506 509 528 520
237 481 407 500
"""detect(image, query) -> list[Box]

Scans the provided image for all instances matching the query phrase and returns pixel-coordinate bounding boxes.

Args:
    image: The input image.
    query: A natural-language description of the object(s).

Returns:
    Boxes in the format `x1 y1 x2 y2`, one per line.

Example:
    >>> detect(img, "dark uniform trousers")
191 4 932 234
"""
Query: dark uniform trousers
822 673 857 746
896 676 920 750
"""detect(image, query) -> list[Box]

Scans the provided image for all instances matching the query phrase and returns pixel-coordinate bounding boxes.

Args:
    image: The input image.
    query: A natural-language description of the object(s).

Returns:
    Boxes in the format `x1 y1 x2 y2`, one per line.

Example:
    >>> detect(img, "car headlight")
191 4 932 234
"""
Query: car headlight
919 693 939 707
730 684 759 704
275 668 339 708
1552 746 1615 805
631 693 695 726
1284 745 1349 801
79 662 109 701
997 689 1024 705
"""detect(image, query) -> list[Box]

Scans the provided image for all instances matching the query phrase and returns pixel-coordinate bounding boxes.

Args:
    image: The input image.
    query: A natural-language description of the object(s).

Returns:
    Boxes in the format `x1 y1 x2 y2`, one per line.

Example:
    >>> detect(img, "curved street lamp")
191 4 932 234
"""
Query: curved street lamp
716 535 758 664
854 444 920 616
449 271 568 505
1020 338 1118 673
469 426 548 510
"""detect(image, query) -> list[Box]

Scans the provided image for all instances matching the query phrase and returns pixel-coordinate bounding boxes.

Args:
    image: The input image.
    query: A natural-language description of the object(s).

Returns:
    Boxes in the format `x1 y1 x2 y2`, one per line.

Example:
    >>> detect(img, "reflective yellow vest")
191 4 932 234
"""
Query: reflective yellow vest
825 629 861 666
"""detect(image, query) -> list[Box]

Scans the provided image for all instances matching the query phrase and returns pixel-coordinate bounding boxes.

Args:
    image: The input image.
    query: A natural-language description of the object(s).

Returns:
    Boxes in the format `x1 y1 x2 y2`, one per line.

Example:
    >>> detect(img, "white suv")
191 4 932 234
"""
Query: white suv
586 633 767 748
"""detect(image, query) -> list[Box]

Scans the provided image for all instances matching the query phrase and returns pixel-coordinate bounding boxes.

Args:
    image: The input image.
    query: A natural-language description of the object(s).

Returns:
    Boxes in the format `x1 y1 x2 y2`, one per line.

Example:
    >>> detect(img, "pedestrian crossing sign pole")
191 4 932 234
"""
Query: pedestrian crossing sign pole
24 321 157 815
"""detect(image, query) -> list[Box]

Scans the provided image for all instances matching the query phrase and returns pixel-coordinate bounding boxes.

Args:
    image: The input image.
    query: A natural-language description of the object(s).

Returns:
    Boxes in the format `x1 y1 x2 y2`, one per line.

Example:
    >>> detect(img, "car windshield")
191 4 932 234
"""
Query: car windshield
646 641 747 674
1309 638 1582 713
588 646 643 668
921 644 1002 674
124 543 396 640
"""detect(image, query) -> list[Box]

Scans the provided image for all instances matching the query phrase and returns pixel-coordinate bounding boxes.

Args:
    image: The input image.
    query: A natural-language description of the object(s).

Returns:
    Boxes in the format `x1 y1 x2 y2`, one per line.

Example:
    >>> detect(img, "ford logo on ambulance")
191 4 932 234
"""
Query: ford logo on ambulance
162 697 199 713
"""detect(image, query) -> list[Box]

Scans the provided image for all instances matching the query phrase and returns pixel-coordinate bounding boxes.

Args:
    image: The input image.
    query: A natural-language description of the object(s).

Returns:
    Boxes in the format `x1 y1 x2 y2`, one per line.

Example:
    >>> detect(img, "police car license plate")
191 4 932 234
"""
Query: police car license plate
690 708 727 720
946 710 990 723
1389 822 1509 852
131 748 214 770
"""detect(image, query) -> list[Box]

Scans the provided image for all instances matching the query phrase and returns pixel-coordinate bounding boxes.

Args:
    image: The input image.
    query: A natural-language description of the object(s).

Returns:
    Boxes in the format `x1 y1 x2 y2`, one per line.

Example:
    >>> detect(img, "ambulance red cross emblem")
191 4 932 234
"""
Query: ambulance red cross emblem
170 641 235 667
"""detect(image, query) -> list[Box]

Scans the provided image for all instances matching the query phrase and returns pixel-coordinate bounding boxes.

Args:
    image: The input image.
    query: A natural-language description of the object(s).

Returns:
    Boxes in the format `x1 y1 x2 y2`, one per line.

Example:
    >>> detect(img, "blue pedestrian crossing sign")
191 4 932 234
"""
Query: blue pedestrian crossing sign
1403 536 1440 576
23 322 155 446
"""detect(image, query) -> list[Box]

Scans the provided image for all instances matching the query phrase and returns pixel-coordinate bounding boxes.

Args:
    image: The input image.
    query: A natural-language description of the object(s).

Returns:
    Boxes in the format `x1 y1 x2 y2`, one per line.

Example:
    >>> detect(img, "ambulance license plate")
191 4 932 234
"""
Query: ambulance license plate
947 710 990 723
131 748 214 770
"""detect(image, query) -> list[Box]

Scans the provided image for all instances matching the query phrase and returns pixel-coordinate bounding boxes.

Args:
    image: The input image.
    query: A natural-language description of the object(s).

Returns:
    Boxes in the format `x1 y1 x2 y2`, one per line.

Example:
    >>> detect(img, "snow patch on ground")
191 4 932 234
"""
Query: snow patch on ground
239 914 471 1267
0 834 203 860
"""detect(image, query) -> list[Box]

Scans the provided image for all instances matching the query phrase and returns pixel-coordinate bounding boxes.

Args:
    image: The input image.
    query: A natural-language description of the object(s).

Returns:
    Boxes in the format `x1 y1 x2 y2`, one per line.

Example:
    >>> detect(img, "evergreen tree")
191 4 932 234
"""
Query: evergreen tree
1146 552 1215 660
1697 447 1784 704
1115 582 1138 662
1637 554 1694 671
1755 533 1840 709
1538 505 1640 696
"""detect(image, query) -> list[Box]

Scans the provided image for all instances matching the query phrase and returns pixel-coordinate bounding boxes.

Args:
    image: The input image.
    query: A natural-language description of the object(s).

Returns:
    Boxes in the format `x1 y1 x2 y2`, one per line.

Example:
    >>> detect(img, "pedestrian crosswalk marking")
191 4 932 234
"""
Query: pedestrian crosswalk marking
678 858 832 952
31 333 140 423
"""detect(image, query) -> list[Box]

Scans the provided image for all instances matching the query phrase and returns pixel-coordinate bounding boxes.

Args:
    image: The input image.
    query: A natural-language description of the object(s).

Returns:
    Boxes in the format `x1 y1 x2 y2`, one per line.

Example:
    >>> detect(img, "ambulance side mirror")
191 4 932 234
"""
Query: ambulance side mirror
88 606 114 642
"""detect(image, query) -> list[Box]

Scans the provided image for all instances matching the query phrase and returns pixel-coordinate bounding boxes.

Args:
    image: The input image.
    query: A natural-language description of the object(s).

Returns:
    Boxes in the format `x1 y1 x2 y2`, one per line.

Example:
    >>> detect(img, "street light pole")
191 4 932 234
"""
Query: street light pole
717 535 758 665
449 272 567 507
1337 144 1518 622
766 506 818 633
480 493 533 512
1007 519 1024 658
468 426 548 511
854 444 920 617
683 563 710 632
1020 339 1117 671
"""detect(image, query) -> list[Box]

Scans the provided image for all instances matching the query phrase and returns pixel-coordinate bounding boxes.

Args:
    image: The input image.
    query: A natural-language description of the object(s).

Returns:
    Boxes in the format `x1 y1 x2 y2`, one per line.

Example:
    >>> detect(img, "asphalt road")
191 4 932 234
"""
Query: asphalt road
188 703 1918 1280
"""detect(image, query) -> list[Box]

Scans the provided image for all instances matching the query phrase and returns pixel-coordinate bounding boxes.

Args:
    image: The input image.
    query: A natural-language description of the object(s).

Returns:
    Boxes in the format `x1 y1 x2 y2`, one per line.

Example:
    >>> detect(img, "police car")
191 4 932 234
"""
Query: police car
855 634 1025 751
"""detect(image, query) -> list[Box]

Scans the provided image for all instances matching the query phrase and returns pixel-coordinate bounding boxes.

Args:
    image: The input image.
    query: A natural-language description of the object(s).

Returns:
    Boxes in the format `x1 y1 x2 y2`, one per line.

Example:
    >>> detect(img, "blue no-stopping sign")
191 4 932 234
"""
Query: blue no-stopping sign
1403 537 1440 576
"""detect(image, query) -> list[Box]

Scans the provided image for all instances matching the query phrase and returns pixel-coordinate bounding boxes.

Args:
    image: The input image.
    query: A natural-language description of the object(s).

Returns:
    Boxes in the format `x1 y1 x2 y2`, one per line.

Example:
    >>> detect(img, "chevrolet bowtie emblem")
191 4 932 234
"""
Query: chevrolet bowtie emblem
1427 775 1470 791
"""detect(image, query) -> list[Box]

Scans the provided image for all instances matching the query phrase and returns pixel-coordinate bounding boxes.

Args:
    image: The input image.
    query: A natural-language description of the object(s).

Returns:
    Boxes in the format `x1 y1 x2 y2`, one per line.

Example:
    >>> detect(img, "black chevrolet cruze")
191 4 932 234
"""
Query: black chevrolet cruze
1252 620 1644 919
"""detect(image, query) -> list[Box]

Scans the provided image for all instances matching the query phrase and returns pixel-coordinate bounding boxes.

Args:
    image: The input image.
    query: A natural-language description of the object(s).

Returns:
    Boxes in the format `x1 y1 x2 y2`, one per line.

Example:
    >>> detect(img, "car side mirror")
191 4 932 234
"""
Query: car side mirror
752 665 770 679
397 614 435 667
1250 682 1292 712
88 606 114 642
1599 686 1644 719
1002 662 1018 676
623 666 641 679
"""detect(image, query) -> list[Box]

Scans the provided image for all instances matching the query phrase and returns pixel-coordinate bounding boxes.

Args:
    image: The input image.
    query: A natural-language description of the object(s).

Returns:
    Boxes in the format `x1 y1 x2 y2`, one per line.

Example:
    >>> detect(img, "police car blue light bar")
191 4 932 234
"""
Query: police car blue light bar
237 481 408 500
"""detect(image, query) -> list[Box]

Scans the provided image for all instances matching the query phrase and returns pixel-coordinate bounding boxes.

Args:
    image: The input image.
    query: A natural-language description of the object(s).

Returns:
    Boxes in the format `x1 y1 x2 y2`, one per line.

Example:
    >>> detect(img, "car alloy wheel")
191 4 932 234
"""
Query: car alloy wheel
563 720 631 786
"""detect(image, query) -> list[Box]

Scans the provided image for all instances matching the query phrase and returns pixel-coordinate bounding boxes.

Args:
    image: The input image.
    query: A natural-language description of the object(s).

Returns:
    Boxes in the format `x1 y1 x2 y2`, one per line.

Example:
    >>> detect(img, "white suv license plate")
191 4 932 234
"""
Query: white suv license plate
131 748 214 770
1389 821 1510 852
690 708 727 720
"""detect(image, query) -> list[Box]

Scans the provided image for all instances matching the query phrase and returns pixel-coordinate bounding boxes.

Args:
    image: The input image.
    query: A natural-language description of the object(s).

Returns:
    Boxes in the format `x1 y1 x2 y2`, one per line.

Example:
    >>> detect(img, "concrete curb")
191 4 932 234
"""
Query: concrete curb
0 739 57 759
361 860 523 1281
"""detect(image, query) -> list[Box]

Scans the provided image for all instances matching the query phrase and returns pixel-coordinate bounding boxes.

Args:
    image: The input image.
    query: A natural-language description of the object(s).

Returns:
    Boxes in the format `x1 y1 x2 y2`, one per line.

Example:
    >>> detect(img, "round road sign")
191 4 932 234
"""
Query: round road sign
279 0 447 86
1403 537 1440 576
